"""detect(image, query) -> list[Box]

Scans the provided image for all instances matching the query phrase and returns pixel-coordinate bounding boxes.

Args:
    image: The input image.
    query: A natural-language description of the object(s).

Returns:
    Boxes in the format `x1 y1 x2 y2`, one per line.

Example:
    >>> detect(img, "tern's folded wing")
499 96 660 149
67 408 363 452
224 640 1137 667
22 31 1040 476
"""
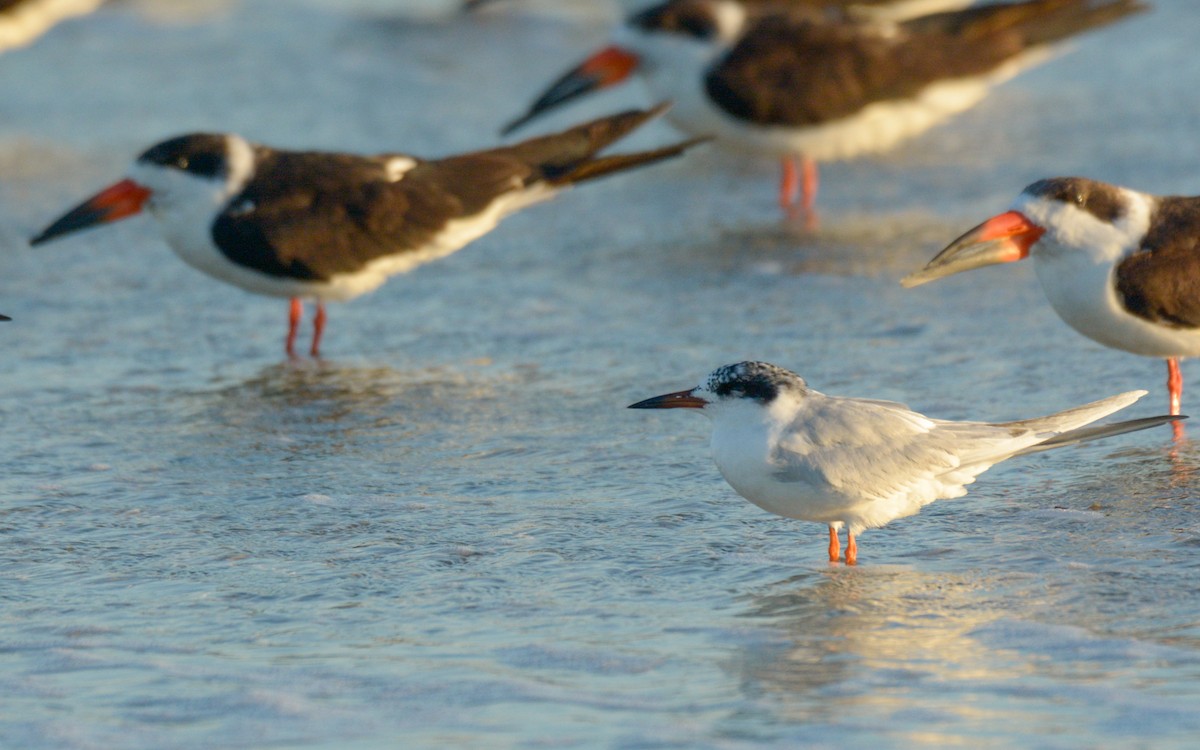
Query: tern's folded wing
772 394 1023 518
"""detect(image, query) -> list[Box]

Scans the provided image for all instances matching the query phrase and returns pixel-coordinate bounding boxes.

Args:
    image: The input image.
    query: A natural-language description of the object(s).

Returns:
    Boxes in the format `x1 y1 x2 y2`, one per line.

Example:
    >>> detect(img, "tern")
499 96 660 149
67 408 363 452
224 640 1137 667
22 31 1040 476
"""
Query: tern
30 105 703 357
630 360 1177 564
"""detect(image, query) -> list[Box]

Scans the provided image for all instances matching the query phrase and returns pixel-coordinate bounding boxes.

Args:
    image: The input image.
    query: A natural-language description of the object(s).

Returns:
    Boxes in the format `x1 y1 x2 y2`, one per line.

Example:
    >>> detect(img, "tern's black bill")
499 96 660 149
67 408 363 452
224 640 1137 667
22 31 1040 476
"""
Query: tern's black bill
628 389 706 409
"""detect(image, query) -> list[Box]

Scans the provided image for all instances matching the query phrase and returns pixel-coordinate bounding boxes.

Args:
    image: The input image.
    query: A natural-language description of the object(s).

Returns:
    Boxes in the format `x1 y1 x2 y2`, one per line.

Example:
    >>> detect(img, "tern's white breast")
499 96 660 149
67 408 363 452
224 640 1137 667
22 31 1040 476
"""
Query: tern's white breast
707 399 862 526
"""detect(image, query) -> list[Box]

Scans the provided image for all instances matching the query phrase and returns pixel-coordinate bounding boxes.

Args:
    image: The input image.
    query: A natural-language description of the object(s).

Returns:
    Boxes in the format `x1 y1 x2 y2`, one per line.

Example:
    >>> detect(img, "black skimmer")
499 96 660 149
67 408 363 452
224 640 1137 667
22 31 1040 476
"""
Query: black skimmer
30 105 704 357
905 176 1200 428
630 361 1178 564
503 0 1147 226
0 0 104 52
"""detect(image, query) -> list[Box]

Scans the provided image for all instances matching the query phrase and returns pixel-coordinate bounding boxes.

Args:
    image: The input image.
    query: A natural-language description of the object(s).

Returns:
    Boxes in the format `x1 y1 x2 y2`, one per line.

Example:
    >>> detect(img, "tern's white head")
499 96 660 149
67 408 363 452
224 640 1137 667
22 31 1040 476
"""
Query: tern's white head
628 360 809 423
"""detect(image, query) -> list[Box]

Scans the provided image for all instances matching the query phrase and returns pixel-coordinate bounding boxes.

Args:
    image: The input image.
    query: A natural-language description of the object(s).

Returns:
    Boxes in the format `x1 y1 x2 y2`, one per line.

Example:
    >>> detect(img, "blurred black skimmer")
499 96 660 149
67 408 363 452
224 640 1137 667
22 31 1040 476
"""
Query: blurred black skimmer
31 105 704 357
504 0 1146 227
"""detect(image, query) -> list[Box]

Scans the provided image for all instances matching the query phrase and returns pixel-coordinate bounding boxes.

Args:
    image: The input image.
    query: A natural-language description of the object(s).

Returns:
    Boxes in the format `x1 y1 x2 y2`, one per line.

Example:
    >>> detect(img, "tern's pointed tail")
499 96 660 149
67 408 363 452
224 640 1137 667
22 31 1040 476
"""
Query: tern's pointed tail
1000 390 1182 456
1022 415 1184 455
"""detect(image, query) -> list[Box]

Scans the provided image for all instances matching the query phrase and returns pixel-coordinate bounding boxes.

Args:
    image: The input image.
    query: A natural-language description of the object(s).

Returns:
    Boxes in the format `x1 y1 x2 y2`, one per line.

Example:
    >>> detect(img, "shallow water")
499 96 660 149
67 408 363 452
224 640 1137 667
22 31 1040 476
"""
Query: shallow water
2 1 1200 747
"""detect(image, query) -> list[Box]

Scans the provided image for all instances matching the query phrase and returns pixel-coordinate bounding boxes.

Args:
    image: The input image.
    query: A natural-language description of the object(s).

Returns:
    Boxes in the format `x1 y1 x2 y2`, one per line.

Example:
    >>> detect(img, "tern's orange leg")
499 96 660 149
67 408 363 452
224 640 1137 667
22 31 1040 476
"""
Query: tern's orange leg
1168 358 1185 440
828 526 840 562
286 298 302 358
845 530 858 566
311 301 327 358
